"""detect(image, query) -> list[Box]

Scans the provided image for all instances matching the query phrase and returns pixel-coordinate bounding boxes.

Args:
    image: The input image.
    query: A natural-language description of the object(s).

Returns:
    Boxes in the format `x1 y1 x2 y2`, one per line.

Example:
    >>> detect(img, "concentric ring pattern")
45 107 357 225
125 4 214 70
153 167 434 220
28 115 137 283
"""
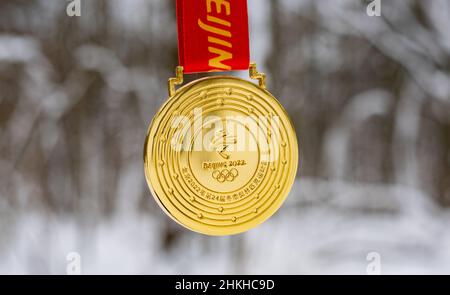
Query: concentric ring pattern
144 76 298 235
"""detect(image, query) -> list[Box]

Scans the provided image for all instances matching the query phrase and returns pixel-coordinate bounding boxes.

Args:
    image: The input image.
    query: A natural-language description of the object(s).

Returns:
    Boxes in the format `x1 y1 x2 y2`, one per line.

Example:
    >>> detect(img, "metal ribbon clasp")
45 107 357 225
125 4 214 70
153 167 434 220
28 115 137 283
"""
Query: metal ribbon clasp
168 66 184 97
168 63 267 97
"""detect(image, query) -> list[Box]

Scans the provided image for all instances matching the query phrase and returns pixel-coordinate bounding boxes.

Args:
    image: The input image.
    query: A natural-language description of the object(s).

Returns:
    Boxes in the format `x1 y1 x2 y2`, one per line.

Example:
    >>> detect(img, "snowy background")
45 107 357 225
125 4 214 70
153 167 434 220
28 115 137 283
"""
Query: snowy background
1 0 450 274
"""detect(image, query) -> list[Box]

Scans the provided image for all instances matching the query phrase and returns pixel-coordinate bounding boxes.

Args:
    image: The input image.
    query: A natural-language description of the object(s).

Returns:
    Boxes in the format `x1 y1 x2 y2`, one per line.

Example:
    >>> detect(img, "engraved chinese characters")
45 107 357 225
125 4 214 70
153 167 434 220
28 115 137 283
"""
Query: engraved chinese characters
144 75 298 235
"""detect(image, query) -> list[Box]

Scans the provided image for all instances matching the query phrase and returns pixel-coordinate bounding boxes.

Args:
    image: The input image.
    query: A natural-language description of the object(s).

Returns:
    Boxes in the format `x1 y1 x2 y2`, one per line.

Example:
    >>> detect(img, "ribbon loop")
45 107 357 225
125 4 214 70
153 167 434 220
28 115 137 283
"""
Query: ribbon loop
176 0 250 74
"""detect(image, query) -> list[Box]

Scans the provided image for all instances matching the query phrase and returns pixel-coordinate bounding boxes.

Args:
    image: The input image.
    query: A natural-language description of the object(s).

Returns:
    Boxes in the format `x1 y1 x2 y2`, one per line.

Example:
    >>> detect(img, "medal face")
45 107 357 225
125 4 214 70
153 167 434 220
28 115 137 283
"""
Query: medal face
144 76 298 235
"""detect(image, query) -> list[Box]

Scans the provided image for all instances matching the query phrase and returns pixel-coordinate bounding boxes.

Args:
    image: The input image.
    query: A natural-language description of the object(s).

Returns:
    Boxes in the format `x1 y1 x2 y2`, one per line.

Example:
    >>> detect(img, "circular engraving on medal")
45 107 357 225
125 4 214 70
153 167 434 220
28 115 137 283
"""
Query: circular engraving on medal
144 76 298 236
186 119 260 194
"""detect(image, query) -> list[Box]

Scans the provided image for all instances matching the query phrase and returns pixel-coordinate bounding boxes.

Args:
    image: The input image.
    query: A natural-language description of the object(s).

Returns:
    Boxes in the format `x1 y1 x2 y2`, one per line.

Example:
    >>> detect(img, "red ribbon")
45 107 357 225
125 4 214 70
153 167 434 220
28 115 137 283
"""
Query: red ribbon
176 0 250 73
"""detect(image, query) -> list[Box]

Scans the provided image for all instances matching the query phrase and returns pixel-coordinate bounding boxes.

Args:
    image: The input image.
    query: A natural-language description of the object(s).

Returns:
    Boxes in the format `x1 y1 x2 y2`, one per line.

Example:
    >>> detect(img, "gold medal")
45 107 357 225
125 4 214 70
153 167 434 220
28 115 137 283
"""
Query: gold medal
144 64 298 235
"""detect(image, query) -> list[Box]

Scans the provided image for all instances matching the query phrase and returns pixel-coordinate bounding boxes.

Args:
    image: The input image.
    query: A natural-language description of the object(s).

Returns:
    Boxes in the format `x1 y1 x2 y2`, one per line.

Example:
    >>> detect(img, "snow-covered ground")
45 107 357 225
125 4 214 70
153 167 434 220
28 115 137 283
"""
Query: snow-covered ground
2 179 449 275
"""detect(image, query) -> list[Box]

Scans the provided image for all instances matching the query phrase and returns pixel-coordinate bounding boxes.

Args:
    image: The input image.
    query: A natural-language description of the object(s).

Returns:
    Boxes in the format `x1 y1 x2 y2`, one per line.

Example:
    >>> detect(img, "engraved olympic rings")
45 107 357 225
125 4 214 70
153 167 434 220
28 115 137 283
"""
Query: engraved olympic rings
212 168 239 183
